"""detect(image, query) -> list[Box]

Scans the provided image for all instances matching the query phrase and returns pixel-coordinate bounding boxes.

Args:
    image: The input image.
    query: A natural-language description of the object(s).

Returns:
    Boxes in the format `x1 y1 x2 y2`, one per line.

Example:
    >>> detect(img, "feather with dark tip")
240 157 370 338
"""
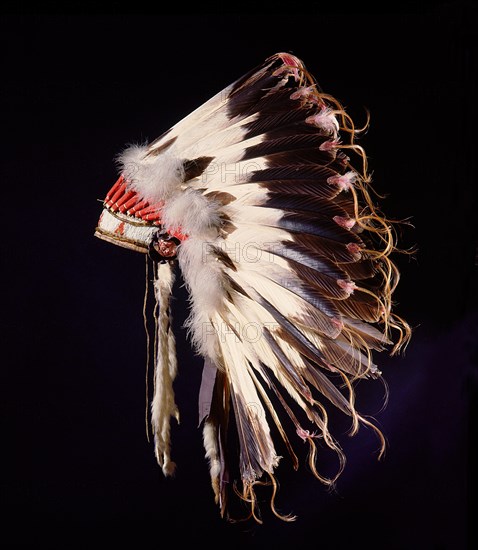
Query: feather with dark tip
278 209 361 243
261 193 351 218
182 156 215 181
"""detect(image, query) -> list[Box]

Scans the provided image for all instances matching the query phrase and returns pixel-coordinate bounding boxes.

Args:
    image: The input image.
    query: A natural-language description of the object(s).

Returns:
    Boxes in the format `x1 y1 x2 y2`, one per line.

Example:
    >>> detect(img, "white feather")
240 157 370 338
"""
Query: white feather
178 113 258 161
206 182 270 205
148 84 237 154
179 113 264 163
232 267 309 322
223 224 293 249
223 294 323 432
216 323 279 481
222 204 283 225
199 158 270 189
223 296 303 396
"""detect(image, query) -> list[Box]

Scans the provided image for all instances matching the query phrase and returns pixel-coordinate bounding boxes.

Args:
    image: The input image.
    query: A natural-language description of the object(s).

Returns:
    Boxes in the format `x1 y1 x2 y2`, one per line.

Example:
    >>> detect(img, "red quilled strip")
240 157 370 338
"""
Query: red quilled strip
136 203 164 217
106 179 127 208
105 174 124 202
130 199 149 215
115 190 137 211
121 195 141 212
142 211 163 221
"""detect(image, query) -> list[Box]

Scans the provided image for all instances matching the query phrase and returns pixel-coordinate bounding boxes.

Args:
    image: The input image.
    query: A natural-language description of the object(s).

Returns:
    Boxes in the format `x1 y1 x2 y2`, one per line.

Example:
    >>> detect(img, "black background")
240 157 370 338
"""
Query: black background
2 8 476 549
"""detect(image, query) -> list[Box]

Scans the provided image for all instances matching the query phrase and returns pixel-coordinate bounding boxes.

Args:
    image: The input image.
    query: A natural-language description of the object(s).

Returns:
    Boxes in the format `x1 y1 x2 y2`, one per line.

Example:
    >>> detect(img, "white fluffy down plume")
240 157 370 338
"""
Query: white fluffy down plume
178 236 225 360
163 188 222 237
117 144 185 203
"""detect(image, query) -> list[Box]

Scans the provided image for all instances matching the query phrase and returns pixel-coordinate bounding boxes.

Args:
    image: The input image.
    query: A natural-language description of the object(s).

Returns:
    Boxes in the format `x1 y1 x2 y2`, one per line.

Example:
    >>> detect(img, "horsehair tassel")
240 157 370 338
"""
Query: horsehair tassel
151 260 179 476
